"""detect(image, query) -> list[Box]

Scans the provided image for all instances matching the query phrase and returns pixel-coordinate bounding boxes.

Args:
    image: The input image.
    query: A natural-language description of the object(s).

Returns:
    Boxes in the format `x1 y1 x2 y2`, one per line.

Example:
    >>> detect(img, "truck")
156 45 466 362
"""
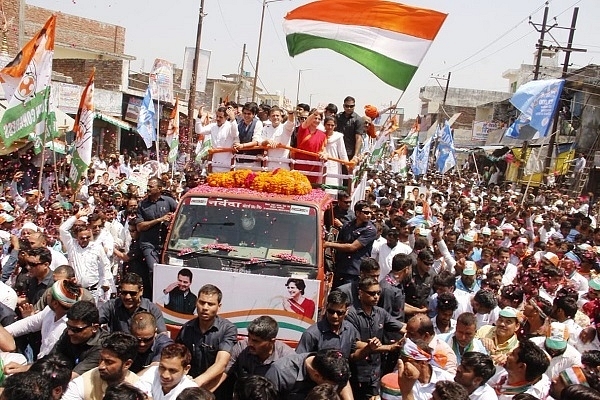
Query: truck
155 168 340 344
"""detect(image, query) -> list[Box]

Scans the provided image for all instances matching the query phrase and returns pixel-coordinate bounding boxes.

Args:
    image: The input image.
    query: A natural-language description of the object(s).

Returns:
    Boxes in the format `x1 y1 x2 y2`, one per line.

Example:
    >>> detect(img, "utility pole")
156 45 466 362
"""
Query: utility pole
432 72 451 128
187 0 205 153
521 5 551 182
237 44 246 104
544 7 586 172
532 6 550 80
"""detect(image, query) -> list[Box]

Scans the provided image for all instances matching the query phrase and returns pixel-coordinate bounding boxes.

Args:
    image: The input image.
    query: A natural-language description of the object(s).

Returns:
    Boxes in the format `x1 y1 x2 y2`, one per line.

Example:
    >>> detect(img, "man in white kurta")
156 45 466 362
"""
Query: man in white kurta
196 107 239 172
136 343 198 400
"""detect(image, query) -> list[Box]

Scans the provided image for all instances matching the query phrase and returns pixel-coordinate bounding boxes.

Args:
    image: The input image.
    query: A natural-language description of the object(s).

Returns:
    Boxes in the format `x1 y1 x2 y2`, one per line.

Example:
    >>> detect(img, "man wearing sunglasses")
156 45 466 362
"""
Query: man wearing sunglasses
129 311 173 373
346 276 403 400
99 272 166 334
51 300 108 378
336 96 364 165
296 290 359 359
324 201 377 289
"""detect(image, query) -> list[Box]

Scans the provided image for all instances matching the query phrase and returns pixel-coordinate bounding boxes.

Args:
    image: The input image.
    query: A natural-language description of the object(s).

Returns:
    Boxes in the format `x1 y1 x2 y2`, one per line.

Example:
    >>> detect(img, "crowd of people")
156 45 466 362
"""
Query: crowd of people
0 95 597 400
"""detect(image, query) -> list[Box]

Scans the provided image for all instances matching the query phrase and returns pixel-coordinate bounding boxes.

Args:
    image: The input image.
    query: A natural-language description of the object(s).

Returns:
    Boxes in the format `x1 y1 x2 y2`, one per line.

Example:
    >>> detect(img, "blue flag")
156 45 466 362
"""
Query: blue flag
436 122 456 173
505 78 565 140
410 137 431 176
137 86 156 148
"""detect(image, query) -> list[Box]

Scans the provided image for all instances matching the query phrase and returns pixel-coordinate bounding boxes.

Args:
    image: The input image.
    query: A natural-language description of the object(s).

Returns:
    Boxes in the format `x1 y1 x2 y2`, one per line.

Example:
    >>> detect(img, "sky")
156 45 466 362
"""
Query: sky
27 0 600 118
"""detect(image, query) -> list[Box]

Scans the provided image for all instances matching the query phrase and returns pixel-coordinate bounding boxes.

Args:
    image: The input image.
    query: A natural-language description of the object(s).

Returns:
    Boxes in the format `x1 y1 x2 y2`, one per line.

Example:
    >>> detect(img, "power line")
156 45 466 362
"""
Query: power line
435 0 551 73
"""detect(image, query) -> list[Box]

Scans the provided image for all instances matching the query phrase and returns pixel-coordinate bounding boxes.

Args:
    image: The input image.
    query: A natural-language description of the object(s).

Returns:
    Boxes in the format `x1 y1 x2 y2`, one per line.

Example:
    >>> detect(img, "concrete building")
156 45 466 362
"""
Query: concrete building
418 85 511 147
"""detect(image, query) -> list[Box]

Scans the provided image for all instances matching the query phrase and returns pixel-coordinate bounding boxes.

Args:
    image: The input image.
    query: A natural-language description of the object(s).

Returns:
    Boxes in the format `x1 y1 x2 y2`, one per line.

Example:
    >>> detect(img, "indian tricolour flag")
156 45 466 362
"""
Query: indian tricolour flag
283 1 447 91
69 68 95 189
0 15 56 146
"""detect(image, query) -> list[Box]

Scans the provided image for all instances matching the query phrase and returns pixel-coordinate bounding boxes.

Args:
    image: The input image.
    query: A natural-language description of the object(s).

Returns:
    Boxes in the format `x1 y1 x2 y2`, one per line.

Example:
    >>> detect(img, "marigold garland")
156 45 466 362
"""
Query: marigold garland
207 169 312 195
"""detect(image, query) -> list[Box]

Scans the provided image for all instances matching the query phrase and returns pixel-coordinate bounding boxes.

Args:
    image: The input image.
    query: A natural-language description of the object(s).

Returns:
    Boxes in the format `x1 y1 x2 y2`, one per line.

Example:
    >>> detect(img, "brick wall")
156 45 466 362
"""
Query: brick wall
1 1 126 56
25 5 125 55
3 0 20 56
53 59 124 90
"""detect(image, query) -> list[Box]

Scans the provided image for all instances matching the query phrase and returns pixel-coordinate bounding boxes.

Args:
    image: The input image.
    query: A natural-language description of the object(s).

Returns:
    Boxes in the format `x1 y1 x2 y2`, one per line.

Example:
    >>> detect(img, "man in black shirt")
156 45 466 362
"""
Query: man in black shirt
336 96 364 164
176 284 238 389
129 311 173 373
403 248 435 311
324 201 377 288
264 349 351 400
136 177 177 297
50 300 108 377
346 277 403 400
163 268 197 315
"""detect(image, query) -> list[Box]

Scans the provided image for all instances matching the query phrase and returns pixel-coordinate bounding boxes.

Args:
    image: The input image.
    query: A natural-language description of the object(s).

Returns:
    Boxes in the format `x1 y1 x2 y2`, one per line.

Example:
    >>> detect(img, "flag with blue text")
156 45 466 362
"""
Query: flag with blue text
410 137 431 176
137 87 155 148
436 122 456 173
504 78 565 139
0 15 55 147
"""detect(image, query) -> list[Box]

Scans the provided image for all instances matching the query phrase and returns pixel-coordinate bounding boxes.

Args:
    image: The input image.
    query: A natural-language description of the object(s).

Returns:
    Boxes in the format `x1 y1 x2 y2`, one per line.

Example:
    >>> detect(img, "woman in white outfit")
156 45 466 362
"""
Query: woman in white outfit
323 116 348 195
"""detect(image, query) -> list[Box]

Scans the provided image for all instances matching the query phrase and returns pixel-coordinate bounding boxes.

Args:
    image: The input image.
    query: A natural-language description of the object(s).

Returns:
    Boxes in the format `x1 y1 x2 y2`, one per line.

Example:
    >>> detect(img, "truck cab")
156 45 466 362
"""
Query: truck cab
156 180 334 343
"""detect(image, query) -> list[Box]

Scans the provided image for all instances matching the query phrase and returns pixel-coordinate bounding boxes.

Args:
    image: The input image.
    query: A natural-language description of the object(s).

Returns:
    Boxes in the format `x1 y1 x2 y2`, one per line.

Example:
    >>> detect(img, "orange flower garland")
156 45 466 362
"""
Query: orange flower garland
207 169 312 195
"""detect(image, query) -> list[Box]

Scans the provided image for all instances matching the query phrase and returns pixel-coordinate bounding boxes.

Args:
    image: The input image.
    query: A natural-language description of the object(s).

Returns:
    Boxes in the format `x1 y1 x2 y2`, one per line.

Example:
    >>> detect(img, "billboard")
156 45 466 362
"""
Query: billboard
181 47 211 93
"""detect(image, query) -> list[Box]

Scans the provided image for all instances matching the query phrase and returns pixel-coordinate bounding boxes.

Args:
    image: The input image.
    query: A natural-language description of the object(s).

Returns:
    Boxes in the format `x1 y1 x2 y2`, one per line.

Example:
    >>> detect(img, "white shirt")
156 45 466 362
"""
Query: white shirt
256 121 294 170
372 241 411 280
530 336 581 378
487 368 550 400
49 247 68 271
5 306 67 358
411 365 455 400
0 280 17 310
196 120 239 172
470 384 498 400
432 315 456 336
59 216 111 288
94 227 115 258
136 366 198 400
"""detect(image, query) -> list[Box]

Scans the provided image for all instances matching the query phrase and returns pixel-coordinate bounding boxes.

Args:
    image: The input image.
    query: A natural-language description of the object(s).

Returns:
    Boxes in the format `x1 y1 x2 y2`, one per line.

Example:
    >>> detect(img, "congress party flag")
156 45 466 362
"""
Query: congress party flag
137 86 156 148
504 78 565 140
283 1 447 90
0 15 55 146
166 97 179 163
69 68 95 189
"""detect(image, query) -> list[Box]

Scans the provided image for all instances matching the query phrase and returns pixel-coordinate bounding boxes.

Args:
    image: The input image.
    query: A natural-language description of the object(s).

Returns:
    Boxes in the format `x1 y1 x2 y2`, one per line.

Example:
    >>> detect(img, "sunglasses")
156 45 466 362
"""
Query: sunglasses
66 324 90 333
326 309 346 317
136 335 155 343
343 201 352 204
120 290 139 297
360 210 372 215
363 290 382 297
298 117 307 121
343 104 355 108
26 261 46 268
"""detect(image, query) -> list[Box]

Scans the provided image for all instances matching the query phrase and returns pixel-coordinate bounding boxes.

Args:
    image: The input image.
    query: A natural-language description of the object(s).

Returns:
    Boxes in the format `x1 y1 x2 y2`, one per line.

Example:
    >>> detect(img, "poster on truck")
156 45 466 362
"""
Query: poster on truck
153 263 320 341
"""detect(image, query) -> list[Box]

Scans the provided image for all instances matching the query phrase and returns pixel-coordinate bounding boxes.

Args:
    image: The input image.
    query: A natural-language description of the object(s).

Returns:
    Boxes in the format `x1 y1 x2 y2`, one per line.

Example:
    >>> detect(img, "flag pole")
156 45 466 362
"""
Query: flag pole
521 131 555 205
37 94 51 196
156 89 160 163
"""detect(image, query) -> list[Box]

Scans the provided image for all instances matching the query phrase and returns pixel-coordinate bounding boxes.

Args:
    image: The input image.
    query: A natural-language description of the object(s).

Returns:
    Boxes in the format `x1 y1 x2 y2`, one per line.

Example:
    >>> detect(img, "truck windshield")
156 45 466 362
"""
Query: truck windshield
167 196 318 266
